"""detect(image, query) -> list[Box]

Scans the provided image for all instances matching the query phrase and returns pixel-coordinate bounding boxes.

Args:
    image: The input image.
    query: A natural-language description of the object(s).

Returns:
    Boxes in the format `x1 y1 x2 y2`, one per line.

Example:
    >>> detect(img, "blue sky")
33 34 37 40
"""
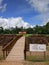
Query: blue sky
0 0 49 29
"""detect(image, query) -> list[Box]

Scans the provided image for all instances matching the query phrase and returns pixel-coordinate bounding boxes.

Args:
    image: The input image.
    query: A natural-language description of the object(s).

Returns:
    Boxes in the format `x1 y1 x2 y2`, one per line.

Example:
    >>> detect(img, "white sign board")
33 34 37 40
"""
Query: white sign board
29 44 46 52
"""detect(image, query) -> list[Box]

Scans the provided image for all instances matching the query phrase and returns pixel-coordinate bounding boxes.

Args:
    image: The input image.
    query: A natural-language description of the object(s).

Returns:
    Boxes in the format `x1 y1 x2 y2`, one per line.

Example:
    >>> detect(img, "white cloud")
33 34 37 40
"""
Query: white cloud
30 12 49 26
43 17 49 26
0 17 33 29
27 0 49 13
0 0 7 12
0 0 3 5
1 4 7 12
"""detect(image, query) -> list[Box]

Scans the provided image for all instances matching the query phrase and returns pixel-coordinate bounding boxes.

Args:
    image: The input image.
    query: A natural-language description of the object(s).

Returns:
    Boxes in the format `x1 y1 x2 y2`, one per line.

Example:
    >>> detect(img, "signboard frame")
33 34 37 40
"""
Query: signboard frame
29 44 46 52
29 44 46 60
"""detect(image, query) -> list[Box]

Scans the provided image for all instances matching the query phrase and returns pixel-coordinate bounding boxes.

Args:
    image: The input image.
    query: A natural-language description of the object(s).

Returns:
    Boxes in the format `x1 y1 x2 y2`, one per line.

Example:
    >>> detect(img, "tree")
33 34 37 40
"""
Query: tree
33 25 42 34
26 27 33 34
45 22 49 34
0 27 4 34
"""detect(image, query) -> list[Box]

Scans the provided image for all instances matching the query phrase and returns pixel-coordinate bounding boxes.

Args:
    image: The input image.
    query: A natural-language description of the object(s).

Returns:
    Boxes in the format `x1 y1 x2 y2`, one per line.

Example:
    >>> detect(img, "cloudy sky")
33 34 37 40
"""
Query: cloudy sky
0 0 49 29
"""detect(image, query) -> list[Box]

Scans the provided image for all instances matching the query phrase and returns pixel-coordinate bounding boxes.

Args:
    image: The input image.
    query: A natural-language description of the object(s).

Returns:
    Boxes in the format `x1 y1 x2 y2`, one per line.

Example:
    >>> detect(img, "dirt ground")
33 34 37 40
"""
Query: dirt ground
0 61 49 65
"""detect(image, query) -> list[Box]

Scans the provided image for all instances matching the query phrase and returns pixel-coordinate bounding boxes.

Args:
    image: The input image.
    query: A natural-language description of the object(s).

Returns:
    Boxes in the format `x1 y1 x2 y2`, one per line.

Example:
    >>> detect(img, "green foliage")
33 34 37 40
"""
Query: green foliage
0 22 49 34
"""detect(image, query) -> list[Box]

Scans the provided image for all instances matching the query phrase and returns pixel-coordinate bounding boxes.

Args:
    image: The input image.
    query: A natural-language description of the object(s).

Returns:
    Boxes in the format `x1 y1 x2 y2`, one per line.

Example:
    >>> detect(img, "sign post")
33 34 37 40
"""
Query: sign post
29 44 46 60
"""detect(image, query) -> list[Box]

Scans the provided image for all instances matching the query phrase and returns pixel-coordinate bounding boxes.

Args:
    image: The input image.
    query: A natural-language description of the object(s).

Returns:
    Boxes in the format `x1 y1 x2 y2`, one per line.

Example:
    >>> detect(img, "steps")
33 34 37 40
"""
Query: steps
6 36 25 61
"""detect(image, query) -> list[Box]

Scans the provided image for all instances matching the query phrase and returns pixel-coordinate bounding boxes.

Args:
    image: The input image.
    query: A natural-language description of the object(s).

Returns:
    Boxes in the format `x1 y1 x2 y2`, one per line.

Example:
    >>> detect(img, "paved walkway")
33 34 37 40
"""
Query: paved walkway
6 36 25 61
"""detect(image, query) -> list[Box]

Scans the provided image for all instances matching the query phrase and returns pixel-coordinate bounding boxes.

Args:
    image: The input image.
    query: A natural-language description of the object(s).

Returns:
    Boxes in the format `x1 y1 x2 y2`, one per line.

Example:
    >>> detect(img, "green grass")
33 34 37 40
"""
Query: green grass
16 34 49 37
23 34 32 37
45 34 49 37
47 46 49 50
0 55 4 61
26 55 49 62
16 34 32 37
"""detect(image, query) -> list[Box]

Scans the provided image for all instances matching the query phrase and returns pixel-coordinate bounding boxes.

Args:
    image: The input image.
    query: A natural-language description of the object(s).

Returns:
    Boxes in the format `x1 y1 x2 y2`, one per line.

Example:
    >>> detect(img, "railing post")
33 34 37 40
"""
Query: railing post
3 50 6 59
6 50 8 56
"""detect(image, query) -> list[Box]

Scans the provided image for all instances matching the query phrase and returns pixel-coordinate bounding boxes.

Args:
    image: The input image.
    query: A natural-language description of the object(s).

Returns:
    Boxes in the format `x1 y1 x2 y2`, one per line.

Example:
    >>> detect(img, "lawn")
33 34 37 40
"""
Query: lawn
16 34 33 37
26 55 49 62
23 34 32 37
47 46 49 50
